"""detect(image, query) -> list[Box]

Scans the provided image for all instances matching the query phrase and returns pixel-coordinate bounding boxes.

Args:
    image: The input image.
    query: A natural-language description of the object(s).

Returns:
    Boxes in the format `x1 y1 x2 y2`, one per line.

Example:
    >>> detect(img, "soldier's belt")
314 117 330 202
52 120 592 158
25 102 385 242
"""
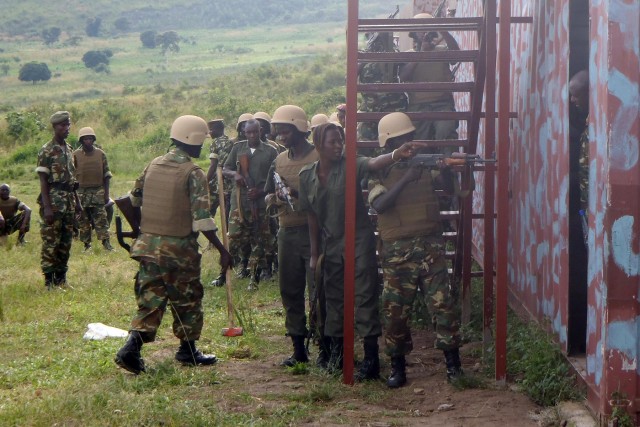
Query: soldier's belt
49 182 73 191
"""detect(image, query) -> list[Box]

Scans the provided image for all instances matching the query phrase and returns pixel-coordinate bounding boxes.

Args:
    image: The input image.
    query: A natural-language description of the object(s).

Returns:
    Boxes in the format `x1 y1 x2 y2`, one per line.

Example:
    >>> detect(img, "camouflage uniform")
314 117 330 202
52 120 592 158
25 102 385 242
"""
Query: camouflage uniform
127 147 216 342
73 148 112 245
208 134 234 218
35 139 77 275
224 140 278 275
298 156 381 339
0 196 29 236
369 162 460 356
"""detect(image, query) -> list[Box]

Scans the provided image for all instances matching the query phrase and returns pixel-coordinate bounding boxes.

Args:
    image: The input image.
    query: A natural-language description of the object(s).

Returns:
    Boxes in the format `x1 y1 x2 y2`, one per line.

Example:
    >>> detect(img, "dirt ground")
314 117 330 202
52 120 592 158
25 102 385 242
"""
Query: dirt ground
213 329 546 426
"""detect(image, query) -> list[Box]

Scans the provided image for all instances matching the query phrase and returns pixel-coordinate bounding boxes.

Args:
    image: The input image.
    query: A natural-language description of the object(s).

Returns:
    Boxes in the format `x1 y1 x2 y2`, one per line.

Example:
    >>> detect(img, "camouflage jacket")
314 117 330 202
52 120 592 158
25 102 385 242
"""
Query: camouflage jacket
129 147 217 265
209 134 234 195
35 139 77 213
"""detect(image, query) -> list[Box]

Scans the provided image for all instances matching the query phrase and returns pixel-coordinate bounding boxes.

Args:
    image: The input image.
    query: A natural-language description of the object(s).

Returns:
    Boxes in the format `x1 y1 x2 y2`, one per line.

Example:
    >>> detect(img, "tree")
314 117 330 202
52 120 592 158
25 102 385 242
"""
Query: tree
140 30 157 49
157 31 180 55
82 50 111 72
85 17 102 37
41 27 61 45
18 62 51 84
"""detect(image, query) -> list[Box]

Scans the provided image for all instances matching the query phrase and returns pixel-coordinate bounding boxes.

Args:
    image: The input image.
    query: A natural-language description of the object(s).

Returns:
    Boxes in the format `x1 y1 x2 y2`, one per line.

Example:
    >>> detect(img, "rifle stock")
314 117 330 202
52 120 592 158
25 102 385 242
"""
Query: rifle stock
114 195 141 252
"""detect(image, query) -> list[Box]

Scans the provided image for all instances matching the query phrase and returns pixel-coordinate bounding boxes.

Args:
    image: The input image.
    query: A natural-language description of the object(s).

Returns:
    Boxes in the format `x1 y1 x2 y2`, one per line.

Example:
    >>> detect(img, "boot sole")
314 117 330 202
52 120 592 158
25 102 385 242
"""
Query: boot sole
114 355 145 375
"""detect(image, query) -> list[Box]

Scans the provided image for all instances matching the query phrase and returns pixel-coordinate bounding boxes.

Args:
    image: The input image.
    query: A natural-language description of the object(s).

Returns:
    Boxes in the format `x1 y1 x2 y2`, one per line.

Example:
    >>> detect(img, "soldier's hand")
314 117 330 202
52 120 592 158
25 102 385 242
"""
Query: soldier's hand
219 248 233 270
309 254 318 272
0 217 5 230
394 142 418 161
43 205 54 225
234 172 247 187
247 188 262 200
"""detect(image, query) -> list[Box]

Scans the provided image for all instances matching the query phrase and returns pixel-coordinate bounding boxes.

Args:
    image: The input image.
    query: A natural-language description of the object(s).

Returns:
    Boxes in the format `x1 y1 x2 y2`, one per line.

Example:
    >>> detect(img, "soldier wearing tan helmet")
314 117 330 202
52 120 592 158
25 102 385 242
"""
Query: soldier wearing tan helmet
36 110 82 288
115 115 232 375
223 119 278 291
369 112 463 387
254 111 284 154
264 105 324 367
310 113 329 132
72 127 113 251
234 113 254 144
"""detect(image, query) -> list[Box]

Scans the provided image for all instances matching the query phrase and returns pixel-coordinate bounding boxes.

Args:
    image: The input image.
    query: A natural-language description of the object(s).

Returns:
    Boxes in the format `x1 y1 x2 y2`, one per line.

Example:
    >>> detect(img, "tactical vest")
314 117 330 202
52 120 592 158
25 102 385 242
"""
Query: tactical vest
376 164 442 241
140 157 198 237
275 148 319 228
74 149 104 187
0 196 19 219
407 47 453 104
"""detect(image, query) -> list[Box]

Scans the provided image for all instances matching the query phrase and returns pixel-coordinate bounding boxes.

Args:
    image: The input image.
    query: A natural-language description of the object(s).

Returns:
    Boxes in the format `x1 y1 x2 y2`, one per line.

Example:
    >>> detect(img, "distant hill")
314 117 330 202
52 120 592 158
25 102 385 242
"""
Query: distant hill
0 0 394 38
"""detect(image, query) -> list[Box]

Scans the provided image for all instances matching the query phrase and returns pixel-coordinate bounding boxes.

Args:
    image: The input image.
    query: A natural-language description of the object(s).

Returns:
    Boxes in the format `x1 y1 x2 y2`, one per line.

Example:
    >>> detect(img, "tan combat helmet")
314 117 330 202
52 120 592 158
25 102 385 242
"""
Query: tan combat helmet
78 127 96 140
271 105 308 133
170 115 209 146
236 113 254 129
310 113 329 130
253 111 272 123
328 112 342 127
378 112 416 147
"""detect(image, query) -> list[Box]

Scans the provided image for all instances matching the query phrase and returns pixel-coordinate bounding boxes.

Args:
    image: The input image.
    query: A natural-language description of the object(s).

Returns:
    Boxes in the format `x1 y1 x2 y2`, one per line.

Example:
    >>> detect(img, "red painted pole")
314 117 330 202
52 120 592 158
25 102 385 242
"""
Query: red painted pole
343 0 359 385
495 0 511 383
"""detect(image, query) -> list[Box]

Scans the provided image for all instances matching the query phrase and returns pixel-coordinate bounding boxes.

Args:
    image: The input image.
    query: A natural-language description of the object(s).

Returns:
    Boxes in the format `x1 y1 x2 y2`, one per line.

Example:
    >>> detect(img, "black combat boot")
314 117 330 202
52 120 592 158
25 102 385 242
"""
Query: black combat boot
17 232 26 245
44 272 55 289
175 340 217 366
386 355 407 388
210 272 226 287
316 337 332 370
280 335 309 367
53 271 66 286
443 348 464 381
102 239 114 251
327 337 343 374
83 242 92 252
236 258 250 279
355 336 380 381
115 332 145 374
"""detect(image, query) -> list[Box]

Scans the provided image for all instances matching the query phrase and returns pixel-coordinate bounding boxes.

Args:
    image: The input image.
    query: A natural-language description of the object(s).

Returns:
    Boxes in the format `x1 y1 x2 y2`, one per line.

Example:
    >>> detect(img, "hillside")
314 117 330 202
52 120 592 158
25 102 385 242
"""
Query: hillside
0 0 393 37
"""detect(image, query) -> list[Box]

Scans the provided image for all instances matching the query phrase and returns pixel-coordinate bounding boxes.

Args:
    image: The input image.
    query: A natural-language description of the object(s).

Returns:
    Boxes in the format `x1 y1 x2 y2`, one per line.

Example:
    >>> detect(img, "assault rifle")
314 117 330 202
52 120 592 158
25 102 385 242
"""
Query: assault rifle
114 195 141 252
273 171 295 212
365 5 399 50
408 153 496 168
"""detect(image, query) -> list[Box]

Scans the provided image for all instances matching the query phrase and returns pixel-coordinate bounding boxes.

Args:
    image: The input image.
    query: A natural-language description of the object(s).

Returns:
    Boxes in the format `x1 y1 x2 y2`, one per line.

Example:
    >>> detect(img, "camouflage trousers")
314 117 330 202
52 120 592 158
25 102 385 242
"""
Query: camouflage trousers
381 235 460 356
39 209 74 274
79 204 109 244
228 208 272 273
130 259 204 342
1 211 29 236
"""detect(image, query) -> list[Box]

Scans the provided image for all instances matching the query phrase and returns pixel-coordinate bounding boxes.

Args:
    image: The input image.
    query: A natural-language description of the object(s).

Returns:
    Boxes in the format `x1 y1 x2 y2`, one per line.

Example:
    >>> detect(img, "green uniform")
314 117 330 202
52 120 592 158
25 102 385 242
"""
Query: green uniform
298 156 381 338
265 143 318 337
578 116 589 210
73 148 112 244
35 139 77 275
224 140 277 273
127 148 217 342
208 134 234 217
370 162 460 356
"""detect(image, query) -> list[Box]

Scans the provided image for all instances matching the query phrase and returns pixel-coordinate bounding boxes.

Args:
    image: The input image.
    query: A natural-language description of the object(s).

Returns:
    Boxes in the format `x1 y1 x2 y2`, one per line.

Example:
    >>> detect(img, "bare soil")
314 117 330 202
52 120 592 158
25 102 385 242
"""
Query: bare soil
212 328 544 426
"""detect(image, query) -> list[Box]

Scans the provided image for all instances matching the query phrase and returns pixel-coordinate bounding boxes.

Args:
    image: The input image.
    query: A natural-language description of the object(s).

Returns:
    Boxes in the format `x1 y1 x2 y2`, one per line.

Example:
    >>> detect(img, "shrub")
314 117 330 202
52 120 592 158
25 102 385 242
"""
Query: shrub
41 27 61 46
82 50 112 72
85 17 102 37
140 30 157 49
5 111 46 141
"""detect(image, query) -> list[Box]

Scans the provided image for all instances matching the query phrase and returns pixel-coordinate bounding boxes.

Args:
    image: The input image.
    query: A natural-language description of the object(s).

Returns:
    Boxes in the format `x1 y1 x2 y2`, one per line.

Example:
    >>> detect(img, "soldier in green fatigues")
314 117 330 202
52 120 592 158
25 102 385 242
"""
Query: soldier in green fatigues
73 127 113 251
569 70 590 223
370 112 463 388
0 184 31 245
115 115 232 375
298 122 416 381
264 105 322 367
36 111 82 288
207 119 235 287
223 119 278 290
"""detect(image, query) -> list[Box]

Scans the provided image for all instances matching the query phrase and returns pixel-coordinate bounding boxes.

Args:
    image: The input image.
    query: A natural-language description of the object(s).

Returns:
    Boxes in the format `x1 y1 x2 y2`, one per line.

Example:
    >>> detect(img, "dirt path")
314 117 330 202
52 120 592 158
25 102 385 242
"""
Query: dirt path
212 330 543 426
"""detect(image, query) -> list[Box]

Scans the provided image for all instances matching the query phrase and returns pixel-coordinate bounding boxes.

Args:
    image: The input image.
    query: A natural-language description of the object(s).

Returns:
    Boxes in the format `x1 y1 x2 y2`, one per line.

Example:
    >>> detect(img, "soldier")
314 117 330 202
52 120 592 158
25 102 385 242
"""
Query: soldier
357 31 407 146
223 119 278 291
36 111 82 288
298 122 416 381
254 111 283 281
115 115 232 375
335 104 347 128
207 119 235 287
370 112 463 387
264 105 324 366
72 127 113 251
232 113 255 277
569 70 589 214
234 113 253 144
0 183 31 245
399 13 459 152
